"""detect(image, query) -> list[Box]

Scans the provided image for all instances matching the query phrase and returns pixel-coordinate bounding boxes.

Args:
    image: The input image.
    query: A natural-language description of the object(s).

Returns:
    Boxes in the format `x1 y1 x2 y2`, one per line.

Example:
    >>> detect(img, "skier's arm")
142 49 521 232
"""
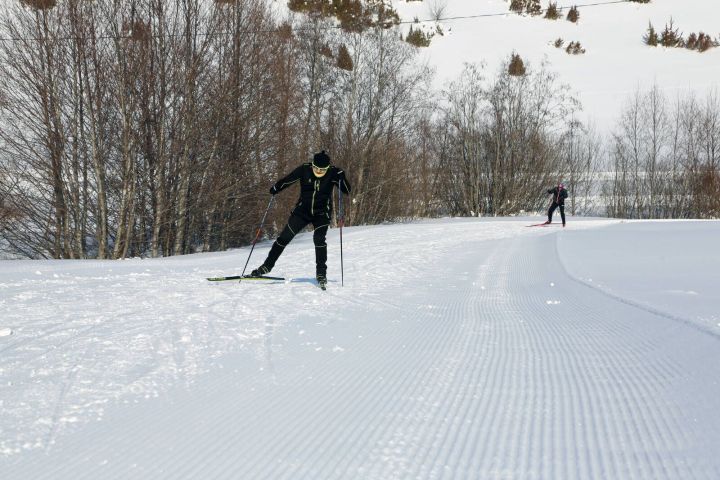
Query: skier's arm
270 166 303 195
333 169 351 194
561 189 568 200
547 188 555 195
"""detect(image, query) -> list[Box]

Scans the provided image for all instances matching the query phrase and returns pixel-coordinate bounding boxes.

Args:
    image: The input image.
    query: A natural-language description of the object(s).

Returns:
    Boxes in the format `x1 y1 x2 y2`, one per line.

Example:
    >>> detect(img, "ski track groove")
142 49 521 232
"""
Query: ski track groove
169 282 453 477
259 270 475 479
518 235 680 480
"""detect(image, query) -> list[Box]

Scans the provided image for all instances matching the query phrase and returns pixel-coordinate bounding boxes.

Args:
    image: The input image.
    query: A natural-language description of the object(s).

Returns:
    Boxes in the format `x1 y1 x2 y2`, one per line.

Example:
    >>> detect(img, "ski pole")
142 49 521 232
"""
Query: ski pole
338 188 345 287
241 196 275 278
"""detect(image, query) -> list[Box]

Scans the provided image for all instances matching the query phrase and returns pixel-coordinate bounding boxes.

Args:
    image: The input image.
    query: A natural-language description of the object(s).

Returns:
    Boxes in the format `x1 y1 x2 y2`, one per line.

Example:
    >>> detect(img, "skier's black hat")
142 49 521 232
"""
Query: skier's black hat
312 150 331 169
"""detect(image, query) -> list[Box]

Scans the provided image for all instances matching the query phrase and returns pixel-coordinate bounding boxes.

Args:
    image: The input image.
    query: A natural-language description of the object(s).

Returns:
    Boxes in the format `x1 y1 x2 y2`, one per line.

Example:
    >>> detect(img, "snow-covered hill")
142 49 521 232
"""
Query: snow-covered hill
2 218 719 478
392 0 720 130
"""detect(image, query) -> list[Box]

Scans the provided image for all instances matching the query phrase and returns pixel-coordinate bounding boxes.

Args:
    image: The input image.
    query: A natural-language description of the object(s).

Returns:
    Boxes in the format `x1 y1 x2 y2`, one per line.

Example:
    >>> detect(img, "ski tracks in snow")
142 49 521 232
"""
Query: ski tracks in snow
2 221 720 478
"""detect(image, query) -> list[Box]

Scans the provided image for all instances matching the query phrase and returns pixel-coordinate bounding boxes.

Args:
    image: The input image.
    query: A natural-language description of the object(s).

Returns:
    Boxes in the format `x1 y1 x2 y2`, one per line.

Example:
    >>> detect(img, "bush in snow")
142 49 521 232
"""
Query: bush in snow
566 5 579 23
509 0 525 14
526 0 542 16
508 53 527 76
565 41 586 55
544 2 560 20
509 0 541 16
644 22 659 46
554 38 564 48
628 0 651 3
686 32 718 52
645 19 718 52
660 18 683 48
406 26 433 47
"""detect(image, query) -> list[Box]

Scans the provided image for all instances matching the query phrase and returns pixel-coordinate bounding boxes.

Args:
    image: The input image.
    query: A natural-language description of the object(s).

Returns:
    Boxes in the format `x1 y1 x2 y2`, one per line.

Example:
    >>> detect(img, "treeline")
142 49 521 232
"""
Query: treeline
0 1 716 260
0 0 429 258
0 0 588 259
607 86 720 219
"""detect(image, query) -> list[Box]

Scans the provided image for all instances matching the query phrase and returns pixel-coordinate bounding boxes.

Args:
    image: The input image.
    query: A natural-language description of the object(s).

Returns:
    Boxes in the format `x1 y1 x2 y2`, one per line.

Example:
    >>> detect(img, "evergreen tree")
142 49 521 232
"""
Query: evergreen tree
544 2 560 20
566 5 579 23
509 0 525 14
660 18 683 48
526 0 542 16
508 53 526 76
337 44 353 71
644 22 659 46
406 26 432 47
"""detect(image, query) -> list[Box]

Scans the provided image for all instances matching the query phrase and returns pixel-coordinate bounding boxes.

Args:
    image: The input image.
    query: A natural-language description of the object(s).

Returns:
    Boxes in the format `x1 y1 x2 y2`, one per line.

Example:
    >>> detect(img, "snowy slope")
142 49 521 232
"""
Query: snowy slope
1 218 720 478
392 0 720 130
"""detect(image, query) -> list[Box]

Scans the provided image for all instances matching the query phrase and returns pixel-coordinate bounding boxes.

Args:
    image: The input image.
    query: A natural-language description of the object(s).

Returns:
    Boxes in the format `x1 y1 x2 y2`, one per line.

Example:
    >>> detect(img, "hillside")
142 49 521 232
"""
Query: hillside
391 0 720 130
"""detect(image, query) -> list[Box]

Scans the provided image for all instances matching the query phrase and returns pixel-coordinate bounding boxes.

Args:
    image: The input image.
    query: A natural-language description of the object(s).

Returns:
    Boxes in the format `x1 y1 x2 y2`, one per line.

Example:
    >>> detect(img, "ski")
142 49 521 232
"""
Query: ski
526 222 563 227
207 275 285 282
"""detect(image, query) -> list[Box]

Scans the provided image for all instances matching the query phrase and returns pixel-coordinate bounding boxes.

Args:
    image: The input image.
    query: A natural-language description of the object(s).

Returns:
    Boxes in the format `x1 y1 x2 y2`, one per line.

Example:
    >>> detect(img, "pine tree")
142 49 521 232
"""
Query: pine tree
508 53 526 76
526 0 542 16
660 18 683 48
566 5 579 23
644 22 659 46
509 0 525 14
406 26 432 47
696 33 716 52
544 2 560 20
337 44 353 71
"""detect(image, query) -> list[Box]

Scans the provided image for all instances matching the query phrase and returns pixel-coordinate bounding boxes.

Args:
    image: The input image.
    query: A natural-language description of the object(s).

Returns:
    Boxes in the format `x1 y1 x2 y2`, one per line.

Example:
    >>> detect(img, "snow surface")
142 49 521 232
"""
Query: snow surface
1 217 720 478
392 0 720 131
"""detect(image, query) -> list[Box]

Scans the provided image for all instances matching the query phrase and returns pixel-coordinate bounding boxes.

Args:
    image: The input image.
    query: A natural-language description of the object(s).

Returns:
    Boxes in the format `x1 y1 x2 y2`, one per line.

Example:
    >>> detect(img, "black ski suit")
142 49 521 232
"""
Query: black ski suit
547 186 568 225
262 163 351 277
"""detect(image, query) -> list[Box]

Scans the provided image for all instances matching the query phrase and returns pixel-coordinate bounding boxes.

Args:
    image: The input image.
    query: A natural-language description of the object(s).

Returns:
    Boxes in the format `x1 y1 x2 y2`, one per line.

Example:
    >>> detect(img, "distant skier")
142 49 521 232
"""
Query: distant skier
251 150 351 289
545 183 568 226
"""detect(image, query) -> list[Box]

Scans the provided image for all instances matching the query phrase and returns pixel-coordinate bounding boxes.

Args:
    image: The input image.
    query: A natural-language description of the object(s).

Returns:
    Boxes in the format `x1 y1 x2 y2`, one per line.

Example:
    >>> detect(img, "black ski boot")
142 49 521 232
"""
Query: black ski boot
249 265 270 277
317 274 327 290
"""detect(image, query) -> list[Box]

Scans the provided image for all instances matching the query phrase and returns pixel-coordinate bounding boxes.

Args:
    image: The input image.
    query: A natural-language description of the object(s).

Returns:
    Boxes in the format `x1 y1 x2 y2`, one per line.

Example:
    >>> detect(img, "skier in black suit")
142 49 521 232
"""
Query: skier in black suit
545 183 568 226
251 151 351 287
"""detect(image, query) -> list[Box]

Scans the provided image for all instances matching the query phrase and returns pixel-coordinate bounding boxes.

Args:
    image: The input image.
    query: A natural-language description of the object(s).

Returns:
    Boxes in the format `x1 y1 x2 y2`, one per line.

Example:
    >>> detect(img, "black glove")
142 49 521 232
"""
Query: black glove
269 186 277 195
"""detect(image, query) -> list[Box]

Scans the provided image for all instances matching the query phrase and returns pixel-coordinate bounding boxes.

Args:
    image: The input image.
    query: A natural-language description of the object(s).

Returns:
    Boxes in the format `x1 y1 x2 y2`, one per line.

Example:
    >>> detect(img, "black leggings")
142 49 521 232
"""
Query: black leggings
263 212 330 276
548 202 565 225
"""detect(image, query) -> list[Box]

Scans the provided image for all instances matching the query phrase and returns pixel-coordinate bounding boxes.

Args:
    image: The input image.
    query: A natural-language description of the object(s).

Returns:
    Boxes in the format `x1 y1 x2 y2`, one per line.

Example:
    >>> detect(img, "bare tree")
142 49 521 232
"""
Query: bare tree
434 59 579 217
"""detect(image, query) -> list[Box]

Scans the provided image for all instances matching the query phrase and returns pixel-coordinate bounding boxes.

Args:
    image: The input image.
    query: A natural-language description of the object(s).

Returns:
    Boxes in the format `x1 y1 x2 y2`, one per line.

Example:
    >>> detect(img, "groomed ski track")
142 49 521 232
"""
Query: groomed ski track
2 220 719 479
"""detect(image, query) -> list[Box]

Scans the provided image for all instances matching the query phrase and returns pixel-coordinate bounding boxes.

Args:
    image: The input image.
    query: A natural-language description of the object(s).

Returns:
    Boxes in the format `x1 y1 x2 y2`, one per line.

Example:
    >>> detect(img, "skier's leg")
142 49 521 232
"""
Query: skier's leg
559 205 566 226
260 214 308 272
548 203 558 223
312 218 330 279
